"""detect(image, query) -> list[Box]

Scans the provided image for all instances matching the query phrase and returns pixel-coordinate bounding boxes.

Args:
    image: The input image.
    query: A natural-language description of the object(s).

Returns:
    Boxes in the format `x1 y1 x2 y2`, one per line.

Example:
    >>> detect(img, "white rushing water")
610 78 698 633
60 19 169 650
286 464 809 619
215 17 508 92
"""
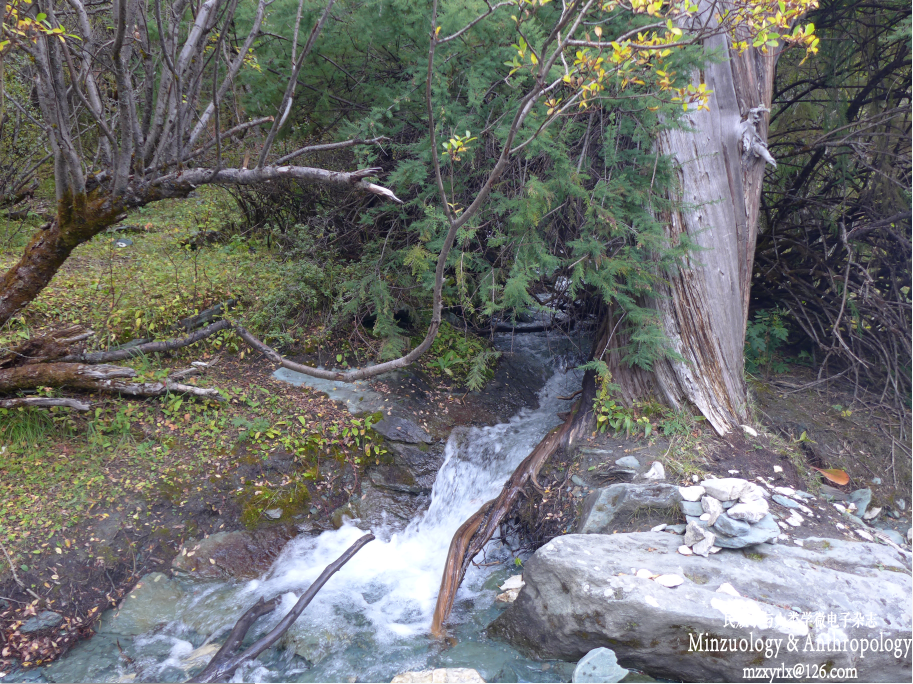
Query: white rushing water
40 336 585 683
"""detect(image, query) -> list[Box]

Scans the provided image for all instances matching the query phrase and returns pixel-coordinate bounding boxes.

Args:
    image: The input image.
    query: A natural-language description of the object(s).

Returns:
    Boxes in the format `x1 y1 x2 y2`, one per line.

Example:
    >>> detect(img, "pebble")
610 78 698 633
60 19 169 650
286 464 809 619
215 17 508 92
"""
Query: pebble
728 469 740 474
786 511 804 527
650 524 667 532
833 503 847 513
855 529 874 542
863 507 881 520
699 513 711 521
740 425 759 437
635 569 655 579
263 508 282 520
678 545 694 556
773 465 783 473
773 486 796 496
772 494 800 509
871 477 882 485
897 498 906 511
653 574 684 588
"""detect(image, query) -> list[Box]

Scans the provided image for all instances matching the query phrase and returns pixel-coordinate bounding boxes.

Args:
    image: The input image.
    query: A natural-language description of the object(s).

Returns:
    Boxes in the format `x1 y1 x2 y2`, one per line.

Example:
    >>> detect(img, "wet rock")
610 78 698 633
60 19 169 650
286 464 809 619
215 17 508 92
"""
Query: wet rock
614 456 640 470
373 416 432 444
572 647 628 683
171 527 296 579
679 500 704 516
264 508 282 520
20 610 63 634
386 441 444 490
711 513 751 538
391 668 486 683
848 489 872 517
367 463 425 495
577 483 681 534
93 573 185 637
489 532 912 682
332 480 425 529
772 494 800 509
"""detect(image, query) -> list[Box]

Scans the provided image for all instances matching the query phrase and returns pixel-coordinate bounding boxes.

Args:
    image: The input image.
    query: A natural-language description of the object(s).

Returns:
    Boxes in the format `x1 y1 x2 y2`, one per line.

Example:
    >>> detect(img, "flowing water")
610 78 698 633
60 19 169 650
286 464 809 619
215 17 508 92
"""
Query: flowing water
37 335 586 684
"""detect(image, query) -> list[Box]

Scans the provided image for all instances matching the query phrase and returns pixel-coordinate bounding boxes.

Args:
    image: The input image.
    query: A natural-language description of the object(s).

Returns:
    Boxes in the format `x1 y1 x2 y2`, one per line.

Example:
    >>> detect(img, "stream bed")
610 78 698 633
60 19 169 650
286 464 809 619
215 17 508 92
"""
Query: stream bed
35 334 589 683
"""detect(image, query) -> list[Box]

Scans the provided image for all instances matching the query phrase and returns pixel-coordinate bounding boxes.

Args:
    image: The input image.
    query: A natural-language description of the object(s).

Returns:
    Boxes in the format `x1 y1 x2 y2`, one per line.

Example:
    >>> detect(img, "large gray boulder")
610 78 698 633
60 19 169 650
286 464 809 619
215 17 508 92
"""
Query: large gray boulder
577 483 681 534
489 532 912 682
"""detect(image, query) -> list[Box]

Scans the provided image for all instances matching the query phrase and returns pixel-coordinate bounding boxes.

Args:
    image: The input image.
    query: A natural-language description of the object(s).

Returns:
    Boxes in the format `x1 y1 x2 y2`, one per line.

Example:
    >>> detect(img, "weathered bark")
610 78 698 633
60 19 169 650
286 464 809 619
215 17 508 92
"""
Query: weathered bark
0 362 223 399
0 325 92 368
607 8 780 435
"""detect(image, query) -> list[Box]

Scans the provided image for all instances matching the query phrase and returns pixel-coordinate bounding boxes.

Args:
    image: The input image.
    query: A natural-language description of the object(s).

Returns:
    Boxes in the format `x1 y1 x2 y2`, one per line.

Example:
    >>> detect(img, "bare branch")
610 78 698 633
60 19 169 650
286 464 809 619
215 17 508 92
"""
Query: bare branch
0 397 91 410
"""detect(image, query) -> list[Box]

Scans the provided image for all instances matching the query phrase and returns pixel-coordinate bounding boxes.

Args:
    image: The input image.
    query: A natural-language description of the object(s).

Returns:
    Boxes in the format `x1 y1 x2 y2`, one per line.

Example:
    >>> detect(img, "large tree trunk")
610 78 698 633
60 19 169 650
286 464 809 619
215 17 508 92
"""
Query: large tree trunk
608 20 778 436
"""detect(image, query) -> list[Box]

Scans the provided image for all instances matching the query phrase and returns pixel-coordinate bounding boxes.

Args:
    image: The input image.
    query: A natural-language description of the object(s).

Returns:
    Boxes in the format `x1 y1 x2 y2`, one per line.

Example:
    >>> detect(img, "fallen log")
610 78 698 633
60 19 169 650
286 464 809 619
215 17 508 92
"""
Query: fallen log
192 533 374 683
0 363 224 400
0 325 93 368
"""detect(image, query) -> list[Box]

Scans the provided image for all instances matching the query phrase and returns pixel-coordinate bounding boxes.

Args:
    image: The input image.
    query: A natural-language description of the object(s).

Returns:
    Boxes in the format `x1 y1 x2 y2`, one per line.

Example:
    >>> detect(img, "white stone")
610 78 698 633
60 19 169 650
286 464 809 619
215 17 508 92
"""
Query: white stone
701 478 749 501
642 461 665 481
678 545 694 556
709 546 721 554
496 587 521 603
741 425 759 437
739 482 769 502
833 503 847 513
653 574 684 588
835 523 845 530
636 569 656 579
692 533 716 557
855 529 874 542
773 486 795 496
691 474 699 483
699 513 711 521
778 521 789 530
716 582 741 597
786 512 804 527
773 465 783 473
863 507 881 520
701 495 723 525
651 524 667 532
728 469 740 474
847 502 858 512
678 485 705 502
500 574 525 591
728 498 770 523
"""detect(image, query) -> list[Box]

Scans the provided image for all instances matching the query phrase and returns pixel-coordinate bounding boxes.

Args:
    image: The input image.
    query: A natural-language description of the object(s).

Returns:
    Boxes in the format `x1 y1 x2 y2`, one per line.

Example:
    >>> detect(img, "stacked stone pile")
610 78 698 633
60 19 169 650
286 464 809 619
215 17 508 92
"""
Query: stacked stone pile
677 477 779 556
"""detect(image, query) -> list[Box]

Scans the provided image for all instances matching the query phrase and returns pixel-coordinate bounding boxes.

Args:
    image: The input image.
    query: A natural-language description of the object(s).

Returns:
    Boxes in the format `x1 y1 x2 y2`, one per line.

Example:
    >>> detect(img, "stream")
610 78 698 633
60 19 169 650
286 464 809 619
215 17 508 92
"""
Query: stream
37 334 587 683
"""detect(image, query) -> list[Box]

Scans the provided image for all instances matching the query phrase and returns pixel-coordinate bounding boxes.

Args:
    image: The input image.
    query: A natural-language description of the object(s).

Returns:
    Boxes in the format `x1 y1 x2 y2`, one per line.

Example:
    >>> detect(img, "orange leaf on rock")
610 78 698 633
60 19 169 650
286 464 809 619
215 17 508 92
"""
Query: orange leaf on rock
812 467 849 485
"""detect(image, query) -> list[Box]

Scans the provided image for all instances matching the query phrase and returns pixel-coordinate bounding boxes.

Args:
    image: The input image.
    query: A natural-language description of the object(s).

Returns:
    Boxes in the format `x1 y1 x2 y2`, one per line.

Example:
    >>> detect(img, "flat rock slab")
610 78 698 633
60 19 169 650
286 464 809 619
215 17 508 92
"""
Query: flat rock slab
373 416 432 444
577 483 681 534
489 532 912 683
171 527 296 579
20 610 64 634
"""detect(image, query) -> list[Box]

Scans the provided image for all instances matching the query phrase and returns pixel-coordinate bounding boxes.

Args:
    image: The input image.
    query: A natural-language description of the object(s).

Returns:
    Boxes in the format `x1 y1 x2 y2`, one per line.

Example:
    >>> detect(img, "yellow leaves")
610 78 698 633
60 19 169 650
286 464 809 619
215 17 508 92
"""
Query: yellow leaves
545 97 563 115
442 130 476 162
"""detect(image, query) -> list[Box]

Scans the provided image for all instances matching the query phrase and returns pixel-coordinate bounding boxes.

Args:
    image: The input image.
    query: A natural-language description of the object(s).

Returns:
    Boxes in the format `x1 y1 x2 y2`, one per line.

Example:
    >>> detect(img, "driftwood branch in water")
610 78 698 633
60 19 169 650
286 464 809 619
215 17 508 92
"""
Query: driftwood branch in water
192 533 375 683
430 364 599 636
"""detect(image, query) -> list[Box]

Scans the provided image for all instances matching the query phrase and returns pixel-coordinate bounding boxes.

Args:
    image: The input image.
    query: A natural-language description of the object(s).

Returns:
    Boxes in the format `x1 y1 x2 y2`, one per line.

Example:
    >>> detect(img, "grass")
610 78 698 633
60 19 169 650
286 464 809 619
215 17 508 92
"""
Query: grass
0 189 386 562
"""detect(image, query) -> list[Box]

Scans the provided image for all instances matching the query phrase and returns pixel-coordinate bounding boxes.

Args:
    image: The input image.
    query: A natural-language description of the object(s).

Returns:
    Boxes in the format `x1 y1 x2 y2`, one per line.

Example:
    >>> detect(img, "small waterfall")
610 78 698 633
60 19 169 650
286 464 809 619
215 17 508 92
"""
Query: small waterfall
40 336 585 683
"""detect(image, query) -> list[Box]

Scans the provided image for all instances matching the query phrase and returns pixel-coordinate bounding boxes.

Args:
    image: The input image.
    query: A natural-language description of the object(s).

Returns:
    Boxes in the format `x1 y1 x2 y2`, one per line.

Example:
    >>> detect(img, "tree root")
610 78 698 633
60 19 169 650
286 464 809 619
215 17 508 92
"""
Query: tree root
192 533 374 683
